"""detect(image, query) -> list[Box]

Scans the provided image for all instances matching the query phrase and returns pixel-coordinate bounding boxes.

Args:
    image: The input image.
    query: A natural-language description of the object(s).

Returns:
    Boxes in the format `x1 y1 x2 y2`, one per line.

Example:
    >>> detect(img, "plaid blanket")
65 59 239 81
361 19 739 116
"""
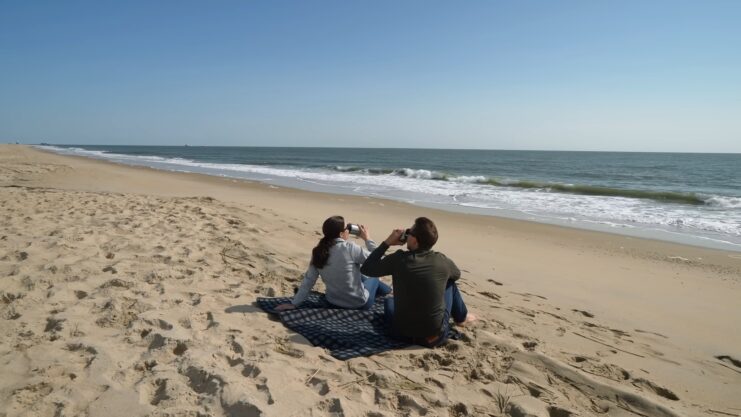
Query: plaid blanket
256 292 410 360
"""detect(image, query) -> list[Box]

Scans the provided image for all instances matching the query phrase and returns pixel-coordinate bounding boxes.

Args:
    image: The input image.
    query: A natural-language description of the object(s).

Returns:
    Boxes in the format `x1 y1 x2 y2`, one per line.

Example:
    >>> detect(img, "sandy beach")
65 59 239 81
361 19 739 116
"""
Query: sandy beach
1 144 739 417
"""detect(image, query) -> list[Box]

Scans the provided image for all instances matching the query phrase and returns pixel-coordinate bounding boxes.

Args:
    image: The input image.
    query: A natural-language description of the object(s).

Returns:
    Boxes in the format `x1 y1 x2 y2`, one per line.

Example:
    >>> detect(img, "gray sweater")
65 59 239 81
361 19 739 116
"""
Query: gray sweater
292 238 378 308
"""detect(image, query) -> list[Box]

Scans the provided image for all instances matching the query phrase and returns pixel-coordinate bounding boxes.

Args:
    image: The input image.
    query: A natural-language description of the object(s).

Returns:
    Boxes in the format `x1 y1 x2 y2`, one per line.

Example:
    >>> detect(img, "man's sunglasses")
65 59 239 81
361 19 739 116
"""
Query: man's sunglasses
400 228 414 243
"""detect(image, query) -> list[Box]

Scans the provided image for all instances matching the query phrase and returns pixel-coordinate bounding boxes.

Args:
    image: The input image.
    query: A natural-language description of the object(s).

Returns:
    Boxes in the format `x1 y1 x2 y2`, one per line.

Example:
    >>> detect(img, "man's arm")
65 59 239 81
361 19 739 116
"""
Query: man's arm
360 242 397 277
444 254 461 281
361 228 405 277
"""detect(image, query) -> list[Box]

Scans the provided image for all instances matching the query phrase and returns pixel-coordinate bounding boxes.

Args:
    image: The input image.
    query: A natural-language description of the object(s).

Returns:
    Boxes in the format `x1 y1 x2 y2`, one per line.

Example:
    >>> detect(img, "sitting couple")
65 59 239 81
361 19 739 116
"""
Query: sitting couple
277 215 475 347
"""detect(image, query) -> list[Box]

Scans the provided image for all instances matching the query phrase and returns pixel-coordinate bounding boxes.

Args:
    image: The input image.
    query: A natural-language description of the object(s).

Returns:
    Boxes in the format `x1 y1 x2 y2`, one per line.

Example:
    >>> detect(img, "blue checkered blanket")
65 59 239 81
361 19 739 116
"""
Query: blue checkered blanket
256 292 410 360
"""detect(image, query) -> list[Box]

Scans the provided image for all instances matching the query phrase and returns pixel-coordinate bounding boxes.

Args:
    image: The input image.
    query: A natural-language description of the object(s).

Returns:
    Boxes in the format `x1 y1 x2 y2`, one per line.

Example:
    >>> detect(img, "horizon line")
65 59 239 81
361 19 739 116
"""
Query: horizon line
23 143 741 155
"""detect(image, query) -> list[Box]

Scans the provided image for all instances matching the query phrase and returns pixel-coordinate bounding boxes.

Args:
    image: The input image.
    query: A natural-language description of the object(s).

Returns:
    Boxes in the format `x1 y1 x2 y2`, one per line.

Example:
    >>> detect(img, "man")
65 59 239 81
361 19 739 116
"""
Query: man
360 217 475 347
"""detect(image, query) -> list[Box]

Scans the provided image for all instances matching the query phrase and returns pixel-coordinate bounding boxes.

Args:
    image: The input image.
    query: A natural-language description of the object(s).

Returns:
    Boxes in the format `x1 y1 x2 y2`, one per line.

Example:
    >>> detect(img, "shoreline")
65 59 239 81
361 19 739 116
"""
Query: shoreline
2 144 740 416
34 147 741 253
35 144 741 253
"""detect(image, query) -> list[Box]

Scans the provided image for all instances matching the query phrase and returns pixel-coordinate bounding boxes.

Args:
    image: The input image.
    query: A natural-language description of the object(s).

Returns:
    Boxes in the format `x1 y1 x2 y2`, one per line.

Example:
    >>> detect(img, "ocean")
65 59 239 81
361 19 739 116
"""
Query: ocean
39 145 741 251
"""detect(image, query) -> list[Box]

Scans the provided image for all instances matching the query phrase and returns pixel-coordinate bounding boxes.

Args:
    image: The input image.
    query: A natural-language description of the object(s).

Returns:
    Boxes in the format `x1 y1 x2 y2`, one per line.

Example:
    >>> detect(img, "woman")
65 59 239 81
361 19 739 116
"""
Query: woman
275 216 392 311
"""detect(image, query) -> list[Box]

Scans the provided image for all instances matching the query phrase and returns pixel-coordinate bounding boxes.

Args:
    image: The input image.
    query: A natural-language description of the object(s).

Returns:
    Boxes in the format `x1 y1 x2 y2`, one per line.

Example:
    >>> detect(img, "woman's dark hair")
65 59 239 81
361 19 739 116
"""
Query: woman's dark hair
311 216 345 269
412 217 438 250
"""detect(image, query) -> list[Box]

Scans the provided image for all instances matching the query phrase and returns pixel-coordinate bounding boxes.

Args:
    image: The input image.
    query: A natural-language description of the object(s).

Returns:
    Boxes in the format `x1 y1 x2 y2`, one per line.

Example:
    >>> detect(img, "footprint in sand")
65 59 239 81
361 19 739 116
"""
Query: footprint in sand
147 333 167 351
222 400 263 417
206 311 219 329
1 292 25 303
569 356 630 381
143 318 173 330
715 355 741 369
316 398 344 415
228 335 244 355
173 341 188 356
141 329 188 356
396 394 428 415
631 378 679 401
242 363 261 378
66 343 98 368
189 293 202 306
522 341 538 351
183 366 224 395
3 307 21 320
449 403 469 416
44 316 65 333
224 355 244 367
571 309 594 318
307 375 330 396
101 266 118 274
478 291 501 301
9 382 53 408
256 377 275 404
416 351 454 370
272 337 304 358
149 378 170 406
425 377 446 389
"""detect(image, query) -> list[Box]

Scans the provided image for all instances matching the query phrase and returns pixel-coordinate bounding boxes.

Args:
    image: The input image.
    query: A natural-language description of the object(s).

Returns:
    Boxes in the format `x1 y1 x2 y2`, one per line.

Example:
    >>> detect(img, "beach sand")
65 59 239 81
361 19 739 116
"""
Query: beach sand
1 144 739 417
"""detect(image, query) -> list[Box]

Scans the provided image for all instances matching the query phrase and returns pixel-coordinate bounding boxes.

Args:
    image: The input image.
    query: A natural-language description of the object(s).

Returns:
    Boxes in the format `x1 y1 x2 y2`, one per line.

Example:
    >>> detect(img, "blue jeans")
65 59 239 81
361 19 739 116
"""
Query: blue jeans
443 279 469 324
361 276 392 310
384 280 467 347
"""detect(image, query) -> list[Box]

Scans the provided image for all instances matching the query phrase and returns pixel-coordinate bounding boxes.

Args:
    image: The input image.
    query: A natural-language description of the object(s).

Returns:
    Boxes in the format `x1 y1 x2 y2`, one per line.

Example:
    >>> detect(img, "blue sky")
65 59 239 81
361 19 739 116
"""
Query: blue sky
1 1 740 152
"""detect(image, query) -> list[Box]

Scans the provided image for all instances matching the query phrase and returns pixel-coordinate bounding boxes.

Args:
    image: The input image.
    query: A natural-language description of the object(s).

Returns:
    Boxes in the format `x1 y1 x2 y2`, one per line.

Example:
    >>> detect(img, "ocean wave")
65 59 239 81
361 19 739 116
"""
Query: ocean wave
473 179 707 205
328 165 710 205
331 166 447 179
705 196 741 209
397 168 448 180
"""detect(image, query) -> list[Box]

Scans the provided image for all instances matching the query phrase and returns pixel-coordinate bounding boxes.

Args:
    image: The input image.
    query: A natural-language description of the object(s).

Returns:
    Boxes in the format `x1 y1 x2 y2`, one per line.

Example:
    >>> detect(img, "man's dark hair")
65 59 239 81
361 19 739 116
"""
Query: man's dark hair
412 217 438 250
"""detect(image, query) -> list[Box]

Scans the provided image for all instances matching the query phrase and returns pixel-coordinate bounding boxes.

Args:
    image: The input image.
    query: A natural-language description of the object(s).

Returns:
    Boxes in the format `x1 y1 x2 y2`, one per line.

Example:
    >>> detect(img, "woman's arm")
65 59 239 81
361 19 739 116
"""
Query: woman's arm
276 264 319 310
350 239 378 264
351 224 378 264
292 265 319 305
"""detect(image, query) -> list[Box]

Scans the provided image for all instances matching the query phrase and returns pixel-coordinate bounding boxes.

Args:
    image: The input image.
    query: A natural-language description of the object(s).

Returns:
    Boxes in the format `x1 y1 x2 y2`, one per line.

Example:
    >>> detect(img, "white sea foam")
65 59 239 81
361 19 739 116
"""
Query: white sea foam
397 168 447 180
451 175 488 183
705 196 741 209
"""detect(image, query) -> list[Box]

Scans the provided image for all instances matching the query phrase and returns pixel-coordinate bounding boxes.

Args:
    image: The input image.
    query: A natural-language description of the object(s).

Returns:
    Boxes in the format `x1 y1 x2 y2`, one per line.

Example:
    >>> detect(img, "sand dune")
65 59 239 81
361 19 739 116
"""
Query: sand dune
1 145 740 417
